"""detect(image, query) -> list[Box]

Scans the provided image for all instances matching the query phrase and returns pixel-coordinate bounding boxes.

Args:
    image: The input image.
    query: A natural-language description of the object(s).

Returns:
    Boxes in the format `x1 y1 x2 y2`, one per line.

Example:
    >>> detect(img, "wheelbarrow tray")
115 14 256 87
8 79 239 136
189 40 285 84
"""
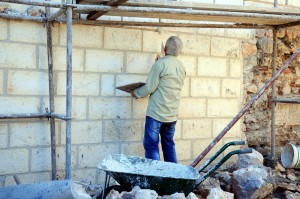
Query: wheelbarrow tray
98 154 199 195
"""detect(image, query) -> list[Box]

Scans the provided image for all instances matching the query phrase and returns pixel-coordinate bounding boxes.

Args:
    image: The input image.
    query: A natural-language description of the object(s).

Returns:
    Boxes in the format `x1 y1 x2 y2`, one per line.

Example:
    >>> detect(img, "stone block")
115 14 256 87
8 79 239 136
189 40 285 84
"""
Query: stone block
31 147 76 172
10 20 58 44
0 69 3 94
0 19 7 40
78 144 119 168
126 52 155 74
182 119 212 139
71 168 98 184
198 57 228 77
215 0 243 5
230 59 242 78
192 139 224 161
288 0 300 6
53 97 87 120
57 72 100 96
179 34 210 55
0 149 29 175
115 75 147 96
0 97 40 114
178 98 206 118
60 24 103 48
191 78 221 97
0 43 36 69
104 120 143 142
8 71 48 95
39 46 84 71
176 140 192 161
61 121 102 144
0 124 8 148
10 122 50 147
89 98 131 119
104 27 142 50
143 31 172 52
221 79 242 98
207 99 240 117
4 172 50 187
198 28 225 37
132 98 148 119
244 1 274 7
226 29 255 39
121 143 144 157
178 56 197 76
213 119 242 138
211 37 240 57
86 50 123 72
174 120 182 140
180 78 189 97
101 74 115 96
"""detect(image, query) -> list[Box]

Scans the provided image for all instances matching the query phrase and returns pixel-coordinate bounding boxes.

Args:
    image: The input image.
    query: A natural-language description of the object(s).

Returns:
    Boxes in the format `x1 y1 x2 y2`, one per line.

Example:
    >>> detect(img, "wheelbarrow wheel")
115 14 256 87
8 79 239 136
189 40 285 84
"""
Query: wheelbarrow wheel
96 185 128 199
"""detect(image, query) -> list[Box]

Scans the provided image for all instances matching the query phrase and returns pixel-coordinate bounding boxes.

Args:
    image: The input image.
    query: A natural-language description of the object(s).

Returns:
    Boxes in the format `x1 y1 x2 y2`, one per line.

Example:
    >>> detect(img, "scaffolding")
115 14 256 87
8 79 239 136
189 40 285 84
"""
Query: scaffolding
0 0 300 180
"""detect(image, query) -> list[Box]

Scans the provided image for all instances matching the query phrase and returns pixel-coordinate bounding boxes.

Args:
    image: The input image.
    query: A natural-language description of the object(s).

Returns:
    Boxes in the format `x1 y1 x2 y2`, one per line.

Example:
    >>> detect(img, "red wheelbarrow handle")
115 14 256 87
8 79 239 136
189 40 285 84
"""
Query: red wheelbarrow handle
190 48 300 168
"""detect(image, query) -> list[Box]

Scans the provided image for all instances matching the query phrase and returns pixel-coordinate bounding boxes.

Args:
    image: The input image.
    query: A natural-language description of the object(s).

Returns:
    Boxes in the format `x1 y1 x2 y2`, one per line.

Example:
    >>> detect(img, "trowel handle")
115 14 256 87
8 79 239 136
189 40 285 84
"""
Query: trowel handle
232 141 246 145
238 148 252 154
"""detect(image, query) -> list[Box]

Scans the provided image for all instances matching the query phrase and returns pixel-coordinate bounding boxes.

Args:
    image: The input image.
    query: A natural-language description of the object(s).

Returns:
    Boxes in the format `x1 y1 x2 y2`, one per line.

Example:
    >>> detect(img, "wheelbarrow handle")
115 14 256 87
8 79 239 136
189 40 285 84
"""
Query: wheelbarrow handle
232 141 246 145
238 148 252 154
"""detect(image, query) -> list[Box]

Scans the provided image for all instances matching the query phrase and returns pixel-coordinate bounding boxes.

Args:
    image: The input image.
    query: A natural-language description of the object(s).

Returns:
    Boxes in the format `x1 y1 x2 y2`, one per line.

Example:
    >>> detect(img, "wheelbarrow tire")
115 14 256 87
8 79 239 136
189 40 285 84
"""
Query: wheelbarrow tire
97 185 128 199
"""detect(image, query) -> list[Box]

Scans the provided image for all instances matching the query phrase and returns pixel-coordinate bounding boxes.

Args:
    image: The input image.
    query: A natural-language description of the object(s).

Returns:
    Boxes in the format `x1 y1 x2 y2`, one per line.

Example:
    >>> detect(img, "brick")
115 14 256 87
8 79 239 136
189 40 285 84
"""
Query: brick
198 28 225 37
275 104 300 125
230 59 242 78
182 119 212 139
213 119 241 138
215 0 243 5
179 98 206 118
176 140 192 161
132 98 148 119
192 139 224 163
0 19 7 40
86 50 123 72
143 31 172 52
101 74 115 96
226 29 255 39
71 168 98 184
61 121 102 144
8 71 48 95
126 52 155 74
0 43 36 69
104 120 143 142
89 98 131 119
31 147 76 172
222 79 242 98
180 78 189 97
10 122 50 147
60 24 103 48
116 75 147 96
174 120 182 140
191 78 221 97
198 57 228 77
0 149 29 175
0 70 3 94
0 97 40 114
121 143 144 157
104 27 142 50
178 56 197 76
10 20 58 44
39 46 84 71
179 34 210 55
57 72 100 96
78 144 119 168
54 97 87 120
0 124 8 148
244 1 274 7
207 99 240 117
211 37 240 57
288 0 300 6
4 172 50 187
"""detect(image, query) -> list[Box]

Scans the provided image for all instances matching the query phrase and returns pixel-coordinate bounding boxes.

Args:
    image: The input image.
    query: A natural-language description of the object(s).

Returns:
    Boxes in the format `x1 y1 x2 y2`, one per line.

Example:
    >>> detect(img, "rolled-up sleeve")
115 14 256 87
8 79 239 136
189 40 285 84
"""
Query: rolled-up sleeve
134 62 161 98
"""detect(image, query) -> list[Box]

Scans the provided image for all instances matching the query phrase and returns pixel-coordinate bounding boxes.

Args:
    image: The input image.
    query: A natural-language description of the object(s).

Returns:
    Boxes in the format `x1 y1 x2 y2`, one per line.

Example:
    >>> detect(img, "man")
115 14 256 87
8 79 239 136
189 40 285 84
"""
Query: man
130 36 186 163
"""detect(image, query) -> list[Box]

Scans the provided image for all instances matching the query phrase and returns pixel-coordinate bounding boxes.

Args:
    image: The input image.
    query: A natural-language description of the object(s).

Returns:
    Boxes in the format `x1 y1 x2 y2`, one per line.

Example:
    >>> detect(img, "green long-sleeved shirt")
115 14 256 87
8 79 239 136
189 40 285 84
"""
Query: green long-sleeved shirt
134 55 186 122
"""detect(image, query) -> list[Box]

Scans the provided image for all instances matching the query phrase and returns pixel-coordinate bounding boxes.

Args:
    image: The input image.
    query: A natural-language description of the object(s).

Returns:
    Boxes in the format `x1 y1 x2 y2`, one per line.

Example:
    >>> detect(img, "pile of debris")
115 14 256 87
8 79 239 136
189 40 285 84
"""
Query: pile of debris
100 149 300 199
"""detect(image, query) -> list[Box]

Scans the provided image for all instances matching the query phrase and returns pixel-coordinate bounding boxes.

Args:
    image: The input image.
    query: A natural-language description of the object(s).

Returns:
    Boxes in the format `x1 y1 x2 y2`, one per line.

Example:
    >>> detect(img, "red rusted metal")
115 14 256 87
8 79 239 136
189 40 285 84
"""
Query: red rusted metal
190 48 300 168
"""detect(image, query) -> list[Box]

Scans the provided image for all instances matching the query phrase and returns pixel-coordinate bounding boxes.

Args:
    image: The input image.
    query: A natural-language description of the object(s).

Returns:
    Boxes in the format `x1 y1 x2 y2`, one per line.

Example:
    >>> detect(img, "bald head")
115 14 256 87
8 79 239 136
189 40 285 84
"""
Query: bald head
165 36 183 57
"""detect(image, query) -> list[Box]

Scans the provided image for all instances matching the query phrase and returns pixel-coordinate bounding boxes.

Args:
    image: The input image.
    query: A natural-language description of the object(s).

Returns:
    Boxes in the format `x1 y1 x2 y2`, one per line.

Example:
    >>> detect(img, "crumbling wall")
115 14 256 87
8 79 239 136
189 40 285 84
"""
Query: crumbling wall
243 27 300 157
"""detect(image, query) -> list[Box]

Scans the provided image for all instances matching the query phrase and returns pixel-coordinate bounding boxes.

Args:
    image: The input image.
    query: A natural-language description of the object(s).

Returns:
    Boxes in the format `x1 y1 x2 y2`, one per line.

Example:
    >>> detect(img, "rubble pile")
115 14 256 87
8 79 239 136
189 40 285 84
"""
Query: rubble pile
100 149 300 199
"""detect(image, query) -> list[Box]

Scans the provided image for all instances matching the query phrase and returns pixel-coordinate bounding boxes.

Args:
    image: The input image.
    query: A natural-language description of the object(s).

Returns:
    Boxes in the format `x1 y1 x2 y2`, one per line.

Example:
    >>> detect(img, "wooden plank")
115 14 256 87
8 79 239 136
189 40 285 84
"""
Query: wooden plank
116 82 145 93
87 0 129 20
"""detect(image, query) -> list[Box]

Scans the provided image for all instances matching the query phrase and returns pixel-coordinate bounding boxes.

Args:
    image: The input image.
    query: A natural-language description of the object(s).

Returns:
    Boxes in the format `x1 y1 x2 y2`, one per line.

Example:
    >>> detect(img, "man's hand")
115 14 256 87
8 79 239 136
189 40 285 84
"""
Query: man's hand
130 90 136 98
155 54 161 61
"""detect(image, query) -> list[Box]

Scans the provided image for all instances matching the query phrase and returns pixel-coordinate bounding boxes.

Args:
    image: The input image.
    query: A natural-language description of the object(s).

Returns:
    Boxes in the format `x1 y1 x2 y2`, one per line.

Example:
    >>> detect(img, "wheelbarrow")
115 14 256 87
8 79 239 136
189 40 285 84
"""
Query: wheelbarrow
97 141 252 198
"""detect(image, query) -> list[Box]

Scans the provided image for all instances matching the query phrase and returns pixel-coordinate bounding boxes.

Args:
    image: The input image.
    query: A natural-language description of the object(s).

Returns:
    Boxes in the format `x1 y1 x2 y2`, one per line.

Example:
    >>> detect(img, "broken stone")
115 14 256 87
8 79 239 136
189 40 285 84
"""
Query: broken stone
106 189 121 199
275 162 286 172
0 3 10 13
213 172 232 192
287 173 298 182
195 177 221 197
26 6 45 17
247 84 258 94
206 188 234 199
237 149 264 169
129 186 158 199
186 192 198 199
232 166 273 199
161 192 185 199
277 182 298 191
285 190 300 199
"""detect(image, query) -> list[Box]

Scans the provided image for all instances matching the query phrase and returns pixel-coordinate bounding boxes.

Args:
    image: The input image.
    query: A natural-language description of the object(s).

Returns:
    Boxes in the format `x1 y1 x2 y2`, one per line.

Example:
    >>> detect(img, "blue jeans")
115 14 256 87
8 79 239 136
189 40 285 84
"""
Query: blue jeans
143 116 177 163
